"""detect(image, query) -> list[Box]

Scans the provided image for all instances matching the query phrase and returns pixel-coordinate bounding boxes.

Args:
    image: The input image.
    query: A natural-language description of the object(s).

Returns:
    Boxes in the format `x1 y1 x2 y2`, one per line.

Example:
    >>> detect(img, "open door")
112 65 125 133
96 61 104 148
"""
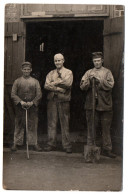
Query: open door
4 22 26 145
103 17 124 154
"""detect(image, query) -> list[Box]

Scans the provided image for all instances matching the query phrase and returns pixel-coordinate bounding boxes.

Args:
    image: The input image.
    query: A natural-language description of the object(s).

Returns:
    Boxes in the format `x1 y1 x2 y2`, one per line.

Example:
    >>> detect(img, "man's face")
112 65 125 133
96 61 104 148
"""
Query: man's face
93 57 103 69
21 66 32 77
54 55 64 69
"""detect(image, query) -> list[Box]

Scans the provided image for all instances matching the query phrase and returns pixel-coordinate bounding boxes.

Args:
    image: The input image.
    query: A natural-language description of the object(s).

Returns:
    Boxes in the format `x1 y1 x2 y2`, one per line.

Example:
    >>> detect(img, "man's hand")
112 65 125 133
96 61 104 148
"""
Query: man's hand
95 78 100 85
26 101 33 109
20 101 28 109
51 78 62 86
56 87 66 93
20 101 27 106
20 101 33 109
89 75 100 84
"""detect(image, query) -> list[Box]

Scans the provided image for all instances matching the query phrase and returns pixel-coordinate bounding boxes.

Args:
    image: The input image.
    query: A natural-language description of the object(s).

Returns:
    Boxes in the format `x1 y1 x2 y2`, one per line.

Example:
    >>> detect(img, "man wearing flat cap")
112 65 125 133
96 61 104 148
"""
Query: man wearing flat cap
11 62 42 151
80 52 116 158
44 53 73 153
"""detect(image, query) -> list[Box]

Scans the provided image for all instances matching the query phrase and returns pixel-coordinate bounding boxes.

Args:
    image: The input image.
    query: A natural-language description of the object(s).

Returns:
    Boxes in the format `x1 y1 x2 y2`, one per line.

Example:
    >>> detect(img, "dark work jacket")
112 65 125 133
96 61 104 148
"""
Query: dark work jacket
80 66 114 111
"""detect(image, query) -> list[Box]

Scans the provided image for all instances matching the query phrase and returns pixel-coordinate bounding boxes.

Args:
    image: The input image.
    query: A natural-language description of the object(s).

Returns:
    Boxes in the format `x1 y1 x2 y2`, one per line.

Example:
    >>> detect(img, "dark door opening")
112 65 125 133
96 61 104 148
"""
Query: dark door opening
26 20 103 135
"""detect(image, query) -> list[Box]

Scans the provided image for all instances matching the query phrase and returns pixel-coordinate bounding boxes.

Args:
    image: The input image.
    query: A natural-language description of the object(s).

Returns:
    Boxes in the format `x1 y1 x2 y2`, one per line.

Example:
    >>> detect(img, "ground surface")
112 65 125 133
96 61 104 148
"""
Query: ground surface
3 148 122 191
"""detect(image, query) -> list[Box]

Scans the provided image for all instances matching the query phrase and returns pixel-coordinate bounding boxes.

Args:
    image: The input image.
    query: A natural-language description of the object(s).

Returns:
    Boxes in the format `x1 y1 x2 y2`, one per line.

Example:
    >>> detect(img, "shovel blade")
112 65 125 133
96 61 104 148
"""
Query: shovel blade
84 145 101 163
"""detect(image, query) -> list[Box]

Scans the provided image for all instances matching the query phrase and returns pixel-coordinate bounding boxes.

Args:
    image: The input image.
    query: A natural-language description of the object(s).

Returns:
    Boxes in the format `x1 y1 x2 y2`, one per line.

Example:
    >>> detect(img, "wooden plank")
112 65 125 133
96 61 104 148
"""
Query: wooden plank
12 23 19 81
104 17 124 35
4 85 15 144
4 23 8 82
103 17 124 147
6 23 13 83
4 86 15 123
17 22 26 78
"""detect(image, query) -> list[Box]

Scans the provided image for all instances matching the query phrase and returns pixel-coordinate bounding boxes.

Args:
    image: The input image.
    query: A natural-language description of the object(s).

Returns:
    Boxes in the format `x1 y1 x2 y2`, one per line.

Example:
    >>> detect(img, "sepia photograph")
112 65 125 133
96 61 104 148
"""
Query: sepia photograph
2 0 126 192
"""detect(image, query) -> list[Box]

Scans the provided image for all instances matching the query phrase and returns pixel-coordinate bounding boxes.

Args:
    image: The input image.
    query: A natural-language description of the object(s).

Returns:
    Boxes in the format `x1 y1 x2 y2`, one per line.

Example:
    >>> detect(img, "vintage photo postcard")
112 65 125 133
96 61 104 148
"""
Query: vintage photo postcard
3 2 125 191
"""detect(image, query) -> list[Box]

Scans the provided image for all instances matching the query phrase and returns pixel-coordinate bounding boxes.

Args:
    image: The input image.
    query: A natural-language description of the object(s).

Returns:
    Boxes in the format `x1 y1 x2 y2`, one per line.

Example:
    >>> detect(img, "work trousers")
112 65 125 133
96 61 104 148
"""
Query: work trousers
14 104 38 146
47 100 72 149
86 110 113 151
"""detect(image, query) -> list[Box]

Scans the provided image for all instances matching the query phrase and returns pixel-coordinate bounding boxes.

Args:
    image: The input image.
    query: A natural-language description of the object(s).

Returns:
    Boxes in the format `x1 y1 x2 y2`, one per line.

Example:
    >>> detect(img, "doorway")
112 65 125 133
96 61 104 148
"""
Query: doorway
25 20 103 135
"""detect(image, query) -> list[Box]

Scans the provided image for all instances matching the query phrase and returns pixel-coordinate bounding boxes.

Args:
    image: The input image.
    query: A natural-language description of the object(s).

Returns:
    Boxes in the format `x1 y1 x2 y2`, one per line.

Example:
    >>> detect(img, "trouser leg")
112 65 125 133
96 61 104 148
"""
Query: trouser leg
47 101 58 147
14 116 25 146
58 102 72 149
100 111 113 151
27 107 38 145
86 110 99 145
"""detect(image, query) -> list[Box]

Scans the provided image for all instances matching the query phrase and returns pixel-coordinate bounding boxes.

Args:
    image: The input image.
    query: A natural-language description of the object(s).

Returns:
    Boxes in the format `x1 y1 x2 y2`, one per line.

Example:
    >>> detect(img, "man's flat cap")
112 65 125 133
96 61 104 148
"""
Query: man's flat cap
21 61 32 68
92 52 103 58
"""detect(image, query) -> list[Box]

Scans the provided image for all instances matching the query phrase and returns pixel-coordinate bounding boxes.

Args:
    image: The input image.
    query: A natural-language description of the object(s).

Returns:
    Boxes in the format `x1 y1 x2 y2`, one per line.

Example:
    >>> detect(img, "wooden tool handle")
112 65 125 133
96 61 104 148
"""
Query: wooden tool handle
92 77 96 144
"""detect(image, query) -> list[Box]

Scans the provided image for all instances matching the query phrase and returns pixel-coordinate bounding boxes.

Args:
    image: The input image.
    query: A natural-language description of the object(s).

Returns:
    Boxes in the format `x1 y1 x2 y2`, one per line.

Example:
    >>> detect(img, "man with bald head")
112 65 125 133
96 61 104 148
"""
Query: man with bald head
44 53 73 153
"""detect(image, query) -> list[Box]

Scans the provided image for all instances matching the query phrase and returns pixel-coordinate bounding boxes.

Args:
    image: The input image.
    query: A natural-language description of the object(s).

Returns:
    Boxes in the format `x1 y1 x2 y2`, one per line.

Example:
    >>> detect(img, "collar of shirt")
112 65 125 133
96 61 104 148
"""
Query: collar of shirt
93 66 103 71
56 66 65 74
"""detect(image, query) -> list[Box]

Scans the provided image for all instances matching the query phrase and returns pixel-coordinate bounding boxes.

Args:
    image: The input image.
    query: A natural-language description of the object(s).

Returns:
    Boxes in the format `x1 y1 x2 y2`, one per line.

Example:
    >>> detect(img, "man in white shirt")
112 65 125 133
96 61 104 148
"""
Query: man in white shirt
44 53 73 153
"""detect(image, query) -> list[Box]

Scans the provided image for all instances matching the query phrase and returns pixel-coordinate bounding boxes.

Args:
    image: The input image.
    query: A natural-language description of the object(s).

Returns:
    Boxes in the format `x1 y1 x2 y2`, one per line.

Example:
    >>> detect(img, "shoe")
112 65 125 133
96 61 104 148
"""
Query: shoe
66 148 72 153
102 150 116 158
33 144 42 152
44 145 55 152
11 144 17 151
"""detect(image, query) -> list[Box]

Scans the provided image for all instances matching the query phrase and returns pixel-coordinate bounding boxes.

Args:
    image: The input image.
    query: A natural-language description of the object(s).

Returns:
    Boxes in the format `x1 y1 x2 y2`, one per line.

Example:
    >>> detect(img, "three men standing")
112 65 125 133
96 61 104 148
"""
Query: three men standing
11 52 115 158
44 53 73 153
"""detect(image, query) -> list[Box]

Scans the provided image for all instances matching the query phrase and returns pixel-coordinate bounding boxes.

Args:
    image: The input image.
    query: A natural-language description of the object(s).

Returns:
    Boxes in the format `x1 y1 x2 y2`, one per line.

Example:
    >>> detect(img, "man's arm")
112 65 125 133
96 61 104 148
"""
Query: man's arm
53 71 73 89
32 80 42 106
98 70 114 91
11 80 22 105
80 71 91 91
44 72 66 93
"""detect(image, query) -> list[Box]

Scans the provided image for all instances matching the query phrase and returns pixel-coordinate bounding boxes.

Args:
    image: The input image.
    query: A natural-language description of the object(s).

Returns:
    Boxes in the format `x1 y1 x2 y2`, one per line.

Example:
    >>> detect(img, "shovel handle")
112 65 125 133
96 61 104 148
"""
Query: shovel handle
92 78 96 144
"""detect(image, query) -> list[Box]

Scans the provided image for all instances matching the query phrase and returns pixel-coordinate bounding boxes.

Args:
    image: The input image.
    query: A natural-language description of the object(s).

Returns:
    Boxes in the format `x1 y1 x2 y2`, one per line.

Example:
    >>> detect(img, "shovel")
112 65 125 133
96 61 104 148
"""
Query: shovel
84 77 101 163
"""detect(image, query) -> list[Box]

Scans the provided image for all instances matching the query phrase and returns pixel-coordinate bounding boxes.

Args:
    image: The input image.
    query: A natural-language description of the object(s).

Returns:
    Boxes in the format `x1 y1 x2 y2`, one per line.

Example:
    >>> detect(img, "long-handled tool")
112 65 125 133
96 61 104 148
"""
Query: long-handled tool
24 108 29 160
84 77 101 163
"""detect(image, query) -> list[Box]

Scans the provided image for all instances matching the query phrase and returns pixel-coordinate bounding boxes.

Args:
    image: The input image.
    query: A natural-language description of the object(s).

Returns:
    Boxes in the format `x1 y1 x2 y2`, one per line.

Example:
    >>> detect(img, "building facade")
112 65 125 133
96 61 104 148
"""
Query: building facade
4 4 124 154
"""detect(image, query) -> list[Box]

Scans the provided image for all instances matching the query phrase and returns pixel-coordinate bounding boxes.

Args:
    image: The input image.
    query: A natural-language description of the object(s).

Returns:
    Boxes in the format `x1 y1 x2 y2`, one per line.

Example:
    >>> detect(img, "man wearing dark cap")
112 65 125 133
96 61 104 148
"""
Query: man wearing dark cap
11 62 42 151
80 52 116 158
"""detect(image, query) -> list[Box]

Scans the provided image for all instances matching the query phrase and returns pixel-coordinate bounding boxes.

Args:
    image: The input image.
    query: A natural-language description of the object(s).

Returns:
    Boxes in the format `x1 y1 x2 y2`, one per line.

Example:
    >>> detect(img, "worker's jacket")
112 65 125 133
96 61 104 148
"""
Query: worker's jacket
44 67 73 102
80 66 114 111
11 76 42 106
